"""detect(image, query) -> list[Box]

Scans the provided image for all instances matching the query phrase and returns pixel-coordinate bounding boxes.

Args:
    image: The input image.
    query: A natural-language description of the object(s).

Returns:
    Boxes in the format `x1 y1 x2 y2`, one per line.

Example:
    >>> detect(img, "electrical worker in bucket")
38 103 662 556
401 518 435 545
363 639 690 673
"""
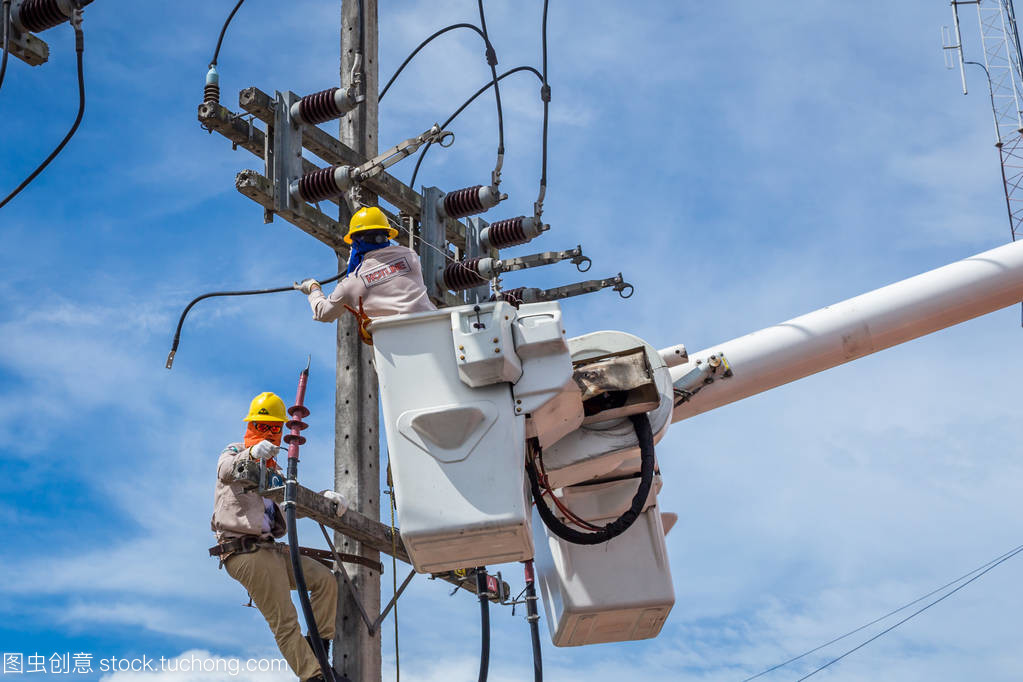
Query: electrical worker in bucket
294 205 436 320
209 392 344 682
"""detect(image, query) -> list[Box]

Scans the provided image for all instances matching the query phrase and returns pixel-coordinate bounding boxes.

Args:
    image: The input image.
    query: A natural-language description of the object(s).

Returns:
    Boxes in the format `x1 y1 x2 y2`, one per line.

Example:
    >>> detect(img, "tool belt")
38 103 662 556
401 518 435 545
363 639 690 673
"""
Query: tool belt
209 536 383 573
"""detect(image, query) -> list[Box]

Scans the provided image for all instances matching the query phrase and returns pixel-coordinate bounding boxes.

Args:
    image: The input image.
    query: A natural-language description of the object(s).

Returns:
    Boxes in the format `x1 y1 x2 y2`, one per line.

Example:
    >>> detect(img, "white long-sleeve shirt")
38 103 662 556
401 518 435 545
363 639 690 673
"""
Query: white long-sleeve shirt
307 244 436 321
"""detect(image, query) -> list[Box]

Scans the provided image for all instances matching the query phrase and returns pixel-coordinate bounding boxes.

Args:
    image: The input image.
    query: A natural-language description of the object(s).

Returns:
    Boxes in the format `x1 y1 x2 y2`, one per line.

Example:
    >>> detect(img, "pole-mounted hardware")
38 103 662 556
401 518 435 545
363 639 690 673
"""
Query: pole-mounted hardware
438 245 591 292
291 123 452 205
496 273 635 306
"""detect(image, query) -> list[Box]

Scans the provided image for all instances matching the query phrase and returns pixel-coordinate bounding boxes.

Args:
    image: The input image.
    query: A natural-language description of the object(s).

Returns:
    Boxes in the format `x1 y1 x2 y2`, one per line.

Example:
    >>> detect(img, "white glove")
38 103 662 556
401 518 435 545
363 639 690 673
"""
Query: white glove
320 490 349 517
294 278 321 295
250 440 279 461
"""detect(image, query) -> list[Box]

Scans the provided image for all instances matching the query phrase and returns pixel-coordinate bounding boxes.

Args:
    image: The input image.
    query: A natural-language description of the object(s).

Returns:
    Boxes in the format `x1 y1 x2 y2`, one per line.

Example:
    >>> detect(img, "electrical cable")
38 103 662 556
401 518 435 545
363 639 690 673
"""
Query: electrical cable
0 8 85 210
528 413 656 545
281 362 337 682
476 568 491 682
409 65 543 189
740 541 1023 681
523 560 543 682
476 0 504 184
535 0 550 215
792 544 1023 682
379 23 486 102
165 271 345 369
209 0 245 67
0 0 11 94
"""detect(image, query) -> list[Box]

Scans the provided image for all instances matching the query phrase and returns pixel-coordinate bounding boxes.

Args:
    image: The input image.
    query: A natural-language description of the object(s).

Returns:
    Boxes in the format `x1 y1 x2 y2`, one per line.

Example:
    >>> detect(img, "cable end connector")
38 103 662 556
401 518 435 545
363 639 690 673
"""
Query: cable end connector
540 83 551 103
165 350 176 370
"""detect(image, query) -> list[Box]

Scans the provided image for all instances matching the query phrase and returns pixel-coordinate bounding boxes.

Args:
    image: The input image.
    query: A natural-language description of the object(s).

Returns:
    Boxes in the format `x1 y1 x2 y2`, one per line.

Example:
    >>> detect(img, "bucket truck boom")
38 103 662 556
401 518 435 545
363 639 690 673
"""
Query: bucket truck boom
666 239 1023 423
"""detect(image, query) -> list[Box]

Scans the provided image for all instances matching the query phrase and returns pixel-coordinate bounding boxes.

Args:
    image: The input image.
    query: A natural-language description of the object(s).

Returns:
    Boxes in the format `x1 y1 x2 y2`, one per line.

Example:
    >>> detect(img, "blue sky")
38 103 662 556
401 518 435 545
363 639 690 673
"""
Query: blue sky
2 1 1023 680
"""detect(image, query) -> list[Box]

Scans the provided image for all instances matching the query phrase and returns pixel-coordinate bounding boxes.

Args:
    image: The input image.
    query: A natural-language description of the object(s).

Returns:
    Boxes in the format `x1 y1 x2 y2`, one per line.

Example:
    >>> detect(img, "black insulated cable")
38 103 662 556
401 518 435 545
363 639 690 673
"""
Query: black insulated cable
378 23 486 102
523 561 542 682
0 0 11 94
409 66 542 189
529 413 656 545
165 271 345 369
0 6 84 211
536 0 550 215
476 0 505 184
476 569 491 682
209 0 244 67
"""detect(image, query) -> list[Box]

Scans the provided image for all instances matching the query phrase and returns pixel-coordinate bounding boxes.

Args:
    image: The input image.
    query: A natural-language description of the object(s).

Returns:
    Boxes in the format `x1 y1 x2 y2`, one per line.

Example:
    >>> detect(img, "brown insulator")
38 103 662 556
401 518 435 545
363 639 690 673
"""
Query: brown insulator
295 167 342 203
443 185 487 219
484 217 528 249
494 287 526 308
442 258 488 291
204 83 221 105
297 88 343 125
17 0 67 33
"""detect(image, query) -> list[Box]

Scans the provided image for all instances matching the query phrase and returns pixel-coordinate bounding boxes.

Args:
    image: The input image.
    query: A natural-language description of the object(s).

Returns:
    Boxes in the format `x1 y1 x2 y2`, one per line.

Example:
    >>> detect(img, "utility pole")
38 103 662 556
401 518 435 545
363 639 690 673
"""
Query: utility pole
334 1 382 681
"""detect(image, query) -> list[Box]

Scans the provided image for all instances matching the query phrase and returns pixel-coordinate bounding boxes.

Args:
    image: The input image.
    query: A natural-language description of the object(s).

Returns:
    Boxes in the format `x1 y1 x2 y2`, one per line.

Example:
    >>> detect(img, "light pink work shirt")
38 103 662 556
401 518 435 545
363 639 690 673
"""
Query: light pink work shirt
307 244 437 321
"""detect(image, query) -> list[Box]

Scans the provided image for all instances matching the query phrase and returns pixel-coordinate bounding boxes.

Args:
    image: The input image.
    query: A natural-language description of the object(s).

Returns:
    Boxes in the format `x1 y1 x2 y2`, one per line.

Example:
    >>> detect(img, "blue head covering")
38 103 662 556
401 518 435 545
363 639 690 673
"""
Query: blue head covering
346 236 390 275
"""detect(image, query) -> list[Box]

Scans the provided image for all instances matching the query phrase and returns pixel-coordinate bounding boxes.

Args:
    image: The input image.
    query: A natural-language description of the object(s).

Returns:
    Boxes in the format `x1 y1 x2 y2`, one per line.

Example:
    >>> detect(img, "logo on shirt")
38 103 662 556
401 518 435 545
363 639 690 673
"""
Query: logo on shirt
362 257 411 288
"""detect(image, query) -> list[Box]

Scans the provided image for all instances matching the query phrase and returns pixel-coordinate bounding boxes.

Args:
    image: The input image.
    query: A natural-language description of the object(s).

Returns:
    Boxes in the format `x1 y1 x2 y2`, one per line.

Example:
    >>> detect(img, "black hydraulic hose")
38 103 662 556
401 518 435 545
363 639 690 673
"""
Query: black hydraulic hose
0 0 11 95
379 23 485 102
0 9 84 210
282 363 337 682
165 272 344 369
528 413 656 545
209 0 245 67
476 568 491 682
523 560 542 682
409 65 543 189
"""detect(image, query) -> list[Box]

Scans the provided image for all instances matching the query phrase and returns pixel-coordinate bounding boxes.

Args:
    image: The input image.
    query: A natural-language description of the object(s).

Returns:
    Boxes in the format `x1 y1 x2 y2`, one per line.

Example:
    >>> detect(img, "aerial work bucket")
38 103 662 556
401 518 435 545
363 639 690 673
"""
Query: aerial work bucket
532 475 675 646
371 300 582 573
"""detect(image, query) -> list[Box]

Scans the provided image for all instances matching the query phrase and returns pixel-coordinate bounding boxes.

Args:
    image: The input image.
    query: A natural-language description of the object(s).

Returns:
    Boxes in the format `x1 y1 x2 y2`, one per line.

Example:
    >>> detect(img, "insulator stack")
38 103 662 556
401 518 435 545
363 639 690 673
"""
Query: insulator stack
483 217 528 249
440 185 501 220
295 166 341 203
15 0 67 33
204 83 220 105
294 88 346 125
441 258 489 292
495 287 526 308
284 404 310 447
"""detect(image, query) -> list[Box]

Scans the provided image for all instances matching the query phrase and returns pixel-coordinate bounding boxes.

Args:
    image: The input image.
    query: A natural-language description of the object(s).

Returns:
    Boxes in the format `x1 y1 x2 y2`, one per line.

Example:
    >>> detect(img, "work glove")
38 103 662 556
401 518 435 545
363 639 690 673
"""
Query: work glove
320 490 349 517
294 278 321 295
250 440 279 461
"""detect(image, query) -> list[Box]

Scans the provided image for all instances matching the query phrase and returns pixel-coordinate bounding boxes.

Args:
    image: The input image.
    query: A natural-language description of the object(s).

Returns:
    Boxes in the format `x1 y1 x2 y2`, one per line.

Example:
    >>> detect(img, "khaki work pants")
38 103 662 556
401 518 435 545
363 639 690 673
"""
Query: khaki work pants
225 546 337 681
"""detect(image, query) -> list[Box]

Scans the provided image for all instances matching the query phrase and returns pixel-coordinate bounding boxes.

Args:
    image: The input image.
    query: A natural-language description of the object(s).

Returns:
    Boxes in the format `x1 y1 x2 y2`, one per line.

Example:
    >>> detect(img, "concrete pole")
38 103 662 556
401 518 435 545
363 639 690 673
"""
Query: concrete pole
335 1 382 680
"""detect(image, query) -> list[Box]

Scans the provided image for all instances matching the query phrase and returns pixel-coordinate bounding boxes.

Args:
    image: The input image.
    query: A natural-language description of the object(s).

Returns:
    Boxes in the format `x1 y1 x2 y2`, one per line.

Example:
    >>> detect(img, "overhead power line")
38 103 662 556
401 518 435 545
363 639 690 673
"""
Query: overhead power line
741 541 1023 682
0 9 85 210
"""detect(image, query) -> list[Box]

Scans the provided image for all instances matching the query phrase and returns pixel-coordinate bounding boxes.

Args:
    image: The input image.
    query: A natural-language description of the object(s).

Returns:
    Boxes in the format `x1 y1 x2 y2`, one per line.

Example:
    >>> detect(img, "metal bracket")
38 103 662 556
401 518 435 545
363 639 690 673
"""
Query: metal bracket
318 524 415 636
420 186 448 304
5 21 48 66
464 217 491 304
495 245 591 274
672 352 733 406
272 90 304 214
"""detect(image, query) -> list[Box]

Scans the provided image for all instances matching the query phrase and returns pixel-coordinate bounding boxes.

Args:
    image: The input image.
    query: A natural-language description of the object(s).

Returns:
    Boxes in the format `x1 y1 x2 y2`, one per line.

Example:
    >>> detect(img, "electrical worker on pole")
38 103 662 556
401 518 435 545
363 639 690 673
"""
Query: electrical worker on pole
209 392 339 682
294 206 437 320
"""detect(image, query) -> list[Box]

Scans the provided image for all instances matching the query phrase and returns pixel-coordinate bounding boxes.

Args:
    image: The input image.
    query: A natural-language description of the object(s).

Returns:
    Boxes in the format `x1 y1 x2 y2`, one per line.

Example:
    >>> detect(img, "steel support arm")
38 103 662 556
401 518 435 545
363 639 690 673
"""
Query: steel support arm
262 483 508 601
666 239 1023 423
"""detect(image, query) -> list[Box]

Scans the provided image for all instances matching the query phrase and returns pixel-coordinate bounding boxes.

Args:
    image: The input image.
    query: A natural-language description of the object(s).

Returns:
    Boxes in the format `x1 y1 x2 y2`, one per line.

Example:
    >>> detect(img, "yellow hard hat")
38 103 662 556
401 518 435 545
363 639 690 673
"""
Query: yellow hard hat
345 206 398 244
243 392 287 422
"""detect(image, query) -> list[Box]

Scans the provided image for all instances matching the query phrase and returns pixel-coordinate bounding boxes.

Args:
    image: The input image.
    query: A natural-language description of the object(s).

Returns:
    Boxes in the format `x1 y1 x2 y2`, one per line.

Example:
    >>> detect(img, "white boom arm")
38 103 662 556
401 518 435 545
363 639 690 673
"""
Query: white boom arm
666 239 1023 423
